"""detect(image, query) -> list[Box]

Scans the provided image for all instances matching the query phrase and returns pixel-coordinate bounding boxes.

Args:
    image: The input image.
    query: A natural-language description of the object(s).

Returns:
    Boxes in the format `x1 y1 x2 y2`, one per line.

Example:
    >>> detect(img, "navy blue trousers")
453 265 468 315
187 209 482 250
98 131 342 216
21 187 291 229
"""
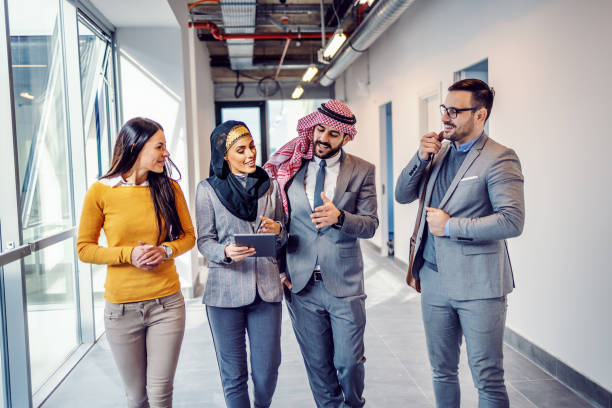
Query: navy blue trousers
206 293 282 408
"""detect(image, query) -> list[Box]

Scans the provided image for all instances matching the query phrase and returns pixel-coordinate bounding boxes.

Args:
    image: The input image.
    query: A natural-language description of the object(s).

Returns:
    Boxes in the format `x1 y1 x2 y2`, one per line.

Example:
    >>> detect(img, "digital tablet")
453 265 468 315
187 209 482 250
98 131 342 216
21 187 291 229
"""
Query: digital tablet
234 233 277 257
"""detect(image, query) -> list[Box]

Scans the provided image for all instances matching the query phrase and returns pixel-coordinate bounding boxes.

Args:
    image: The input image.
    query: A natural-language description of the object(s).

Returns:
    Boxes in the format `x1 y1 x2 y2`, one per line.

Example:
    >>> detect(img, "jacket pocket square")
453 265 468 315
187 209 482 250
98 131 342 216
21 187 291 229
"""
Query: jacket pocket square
459 176 478 182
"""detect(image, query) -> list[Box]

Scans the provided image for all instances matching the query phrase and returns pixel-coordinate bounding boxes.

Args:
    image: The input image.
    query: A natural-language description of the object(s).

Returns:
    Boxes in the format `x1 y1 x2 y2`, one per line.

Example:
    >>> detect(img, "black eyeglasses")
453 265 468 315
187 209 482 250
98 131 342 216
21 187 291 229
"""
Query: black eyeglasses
440 105 480 119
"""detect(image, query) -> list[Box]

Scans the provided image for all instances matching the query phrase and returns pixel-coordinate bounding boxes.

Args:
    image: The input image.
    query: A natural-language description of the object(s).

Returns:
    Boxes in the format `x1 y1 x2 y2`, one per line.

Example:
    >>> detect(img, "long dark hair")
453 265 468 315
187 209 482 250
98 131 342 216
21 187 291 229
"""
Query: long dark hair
102 117 184 245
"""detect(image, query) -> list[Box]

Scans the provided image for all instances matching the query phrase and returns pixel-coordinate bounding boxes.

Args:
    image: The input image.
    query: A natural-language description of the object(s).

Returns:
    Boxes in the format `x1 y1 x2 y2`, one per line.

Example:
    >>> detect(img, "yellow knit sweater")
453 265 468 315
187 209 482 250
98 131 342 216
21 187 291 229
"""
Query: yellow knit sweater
77 179 195 303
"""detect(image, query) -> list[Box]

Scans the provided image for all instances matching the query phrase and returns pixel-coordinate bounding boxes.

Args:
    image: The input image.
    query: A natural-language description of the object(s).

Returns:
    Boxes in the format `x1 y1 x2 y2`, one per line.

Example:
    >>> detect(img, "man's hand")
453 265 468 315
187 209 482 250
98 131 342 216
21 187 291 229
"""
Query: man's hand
131 241 165 270
418 132 443 161
311 192 340 229
280 273 293 290
257 216 281 235
225 244 256 262
425 207 450 236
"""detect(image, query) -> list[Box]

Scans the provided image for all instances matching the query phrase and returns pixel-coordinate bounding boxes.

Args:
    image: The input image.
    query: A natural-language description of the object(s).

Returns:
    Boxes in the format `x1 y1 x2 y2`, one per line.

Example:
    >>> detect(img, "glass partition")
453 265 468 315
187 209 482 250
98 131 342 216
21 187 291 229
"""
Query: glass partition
8 0 74 244
24 239 78 391
77 18 115 338
7 0 80 395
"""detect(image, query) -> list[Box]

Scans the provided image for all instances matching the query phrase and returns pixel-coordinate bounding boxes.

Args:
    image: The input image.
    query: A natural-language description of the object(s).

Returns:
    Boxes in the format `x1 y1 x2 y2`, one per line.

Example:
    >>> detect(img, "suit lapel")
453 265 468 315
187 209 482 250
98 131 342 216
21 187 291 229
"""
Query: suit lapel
333 150 354 207
288 162 317 232
291 162 311 212
438 134 488 209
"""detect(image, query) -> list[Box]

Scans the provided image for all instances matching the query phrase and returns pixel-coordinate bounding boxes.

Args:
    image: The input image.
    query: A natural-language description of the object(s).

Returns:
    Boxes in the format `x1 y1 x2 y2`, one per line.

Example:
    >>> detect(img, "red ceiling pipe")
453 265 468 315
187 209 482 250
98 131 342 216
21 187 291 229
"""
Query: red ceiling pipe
188 0 219 10
189 21 336 41
356 2 369 25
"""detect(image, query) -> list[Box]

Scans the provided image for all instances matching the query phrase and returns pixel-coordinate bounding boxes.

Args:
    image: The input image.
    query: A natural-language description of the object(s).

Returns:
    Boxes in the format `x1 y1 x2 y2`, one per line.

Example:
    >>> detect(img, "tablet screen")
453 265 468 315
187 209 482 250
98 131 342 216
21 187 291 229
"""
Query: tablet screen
234 233 277 257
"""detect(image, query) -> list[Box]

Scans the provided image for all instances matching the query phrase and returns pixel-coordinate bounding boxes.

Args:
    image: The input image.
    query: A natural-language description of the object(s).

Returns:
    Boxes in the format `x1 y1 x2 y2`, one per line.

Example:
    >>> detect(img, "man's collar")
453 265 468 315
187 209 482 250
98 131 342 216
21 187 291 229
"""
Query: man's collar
453 131 484 153
312 150 342 167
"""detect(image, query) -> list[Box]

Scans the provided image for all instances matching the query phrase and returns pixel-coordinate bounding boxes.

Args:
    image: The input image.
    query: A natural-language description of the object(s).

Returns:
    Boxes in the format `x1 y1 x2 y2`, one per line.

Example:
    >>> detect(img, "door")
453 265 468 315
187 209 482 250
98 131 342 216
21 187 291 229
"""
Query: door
378 102 394 256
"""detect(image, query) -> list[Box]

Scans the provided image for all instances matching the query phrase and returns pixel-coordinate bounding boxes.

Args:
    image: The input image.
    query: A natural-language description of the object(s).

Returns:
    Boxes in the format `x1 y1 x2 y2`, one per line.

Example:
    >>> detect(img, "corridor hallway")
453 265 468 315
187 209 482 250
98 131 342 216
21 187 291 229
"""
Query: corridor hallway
43 245 594 408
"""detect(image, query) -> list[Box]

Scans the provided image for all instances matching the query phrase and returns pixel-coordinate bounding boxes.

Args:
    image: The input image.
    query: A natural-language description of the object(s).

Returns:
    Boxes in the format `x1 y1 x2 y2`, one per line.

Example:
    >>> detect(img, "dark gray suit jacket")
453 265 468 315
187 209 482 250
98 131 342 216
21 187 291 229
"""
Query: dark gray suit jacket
285 150 379 297
395 134 525 300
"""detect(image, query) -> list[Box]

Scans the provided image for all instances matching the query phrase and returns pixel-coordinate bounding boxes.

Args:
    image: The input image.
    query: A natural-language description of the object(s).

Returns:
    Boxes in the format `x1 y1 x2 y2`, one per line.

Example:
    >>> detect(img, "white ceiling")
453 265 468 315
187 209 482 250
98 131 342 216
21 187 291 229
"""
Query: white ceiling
88 0 179 28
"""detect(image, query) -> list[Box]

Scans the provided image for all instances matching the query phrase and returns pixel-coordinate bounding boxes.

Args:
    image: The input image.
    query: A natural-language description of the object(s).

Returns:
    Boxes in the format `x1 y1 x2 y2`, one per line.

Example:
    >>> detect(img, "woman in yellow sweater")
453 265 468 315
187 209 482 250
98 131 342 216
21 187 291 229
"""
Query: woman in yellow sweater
77 117 195 408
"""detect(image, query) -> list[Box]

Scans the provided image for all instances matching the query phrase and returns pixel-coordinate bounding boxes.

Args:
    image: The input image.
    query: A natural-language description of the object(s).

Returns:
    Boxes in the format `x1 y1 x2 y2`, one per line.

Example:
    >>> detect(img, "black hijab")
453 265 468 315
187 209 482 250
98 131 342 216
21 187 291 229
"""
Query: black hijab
207 120 270 222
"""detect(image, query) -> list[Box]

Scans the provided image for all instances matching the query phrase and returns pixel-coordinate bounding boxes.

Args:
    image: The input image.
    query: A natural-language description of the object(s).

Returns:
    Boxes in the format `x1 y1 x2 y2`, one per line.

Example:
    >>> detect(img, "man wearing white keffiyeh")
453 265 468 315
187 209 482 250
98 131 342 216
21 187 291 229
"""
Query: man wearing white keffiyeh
264 100 378 408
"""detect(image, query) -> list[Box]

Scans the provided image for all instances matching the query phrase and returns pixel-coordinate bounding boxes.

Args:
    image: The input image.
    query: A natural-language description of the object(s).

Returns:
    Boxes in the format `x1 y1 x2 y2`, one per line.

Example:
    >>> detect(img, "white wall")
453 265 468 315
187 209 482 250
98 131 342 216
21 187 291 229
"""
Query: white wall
168 0 217 293
338 0 612 391
116 22 215 294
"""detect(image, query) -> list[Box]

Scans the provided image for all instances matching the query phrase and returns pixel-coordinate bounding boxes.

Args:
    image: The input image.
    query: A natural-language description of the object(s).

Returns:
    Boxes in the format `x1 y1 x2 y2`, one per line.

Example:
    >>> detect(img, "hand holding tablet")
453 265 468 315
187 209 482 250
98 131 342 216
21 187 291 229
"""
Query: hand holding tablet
224 244 257 262
234 233 277 257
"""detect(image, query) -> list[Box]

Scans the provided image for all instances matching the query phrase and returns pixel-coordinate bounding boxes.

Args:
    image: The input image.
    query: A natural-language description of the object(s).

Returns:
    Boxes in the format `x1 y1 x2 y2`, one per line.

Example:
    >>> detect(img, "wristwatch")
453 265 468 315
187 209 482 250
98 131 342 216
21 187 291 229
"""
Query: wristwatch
332 210 345 230
162 245 173 259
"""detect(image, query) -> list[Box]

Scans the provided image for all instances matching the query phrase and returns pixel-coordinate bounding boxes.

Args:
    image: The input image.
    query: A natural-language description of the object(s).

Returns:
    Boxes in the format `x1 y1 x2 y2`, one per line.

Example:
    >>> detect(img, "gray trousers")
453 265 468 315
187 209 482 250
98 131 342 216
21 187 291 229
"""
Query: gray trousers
285 279 367 408
420 263 509 408
104 290 186 408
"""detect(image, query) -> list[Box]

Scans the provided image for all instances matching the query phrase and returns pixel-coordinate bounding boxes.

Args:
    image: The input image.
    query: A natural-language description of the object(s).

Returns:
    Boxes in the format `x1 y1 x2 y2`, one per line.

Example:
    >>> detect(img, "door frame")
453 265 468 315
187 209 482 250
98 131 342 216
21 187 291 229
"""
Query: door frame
215 101 269 165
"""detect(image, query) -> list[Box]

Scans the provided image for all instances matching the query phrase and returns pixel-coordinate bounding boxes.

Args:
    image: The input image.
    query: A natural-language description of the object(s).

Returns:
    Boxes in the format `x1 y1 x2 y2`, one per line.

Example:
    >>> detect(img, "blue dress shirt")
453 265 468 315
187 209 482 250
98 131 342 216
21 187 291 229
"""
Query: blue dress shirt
418 132 483 237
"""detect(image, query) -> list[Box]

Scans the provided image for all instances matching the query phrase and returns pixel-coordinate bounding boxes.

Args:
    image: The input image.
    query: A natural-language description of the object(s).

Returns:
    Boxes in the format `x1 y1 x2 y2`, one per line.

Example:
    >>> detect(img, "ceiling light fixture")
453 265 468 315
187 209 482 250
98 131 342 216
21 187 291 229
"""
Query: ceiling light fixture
20 92 34 100
291 85 304 99
13 64 47 68
301 65 318 82
322 29 347 59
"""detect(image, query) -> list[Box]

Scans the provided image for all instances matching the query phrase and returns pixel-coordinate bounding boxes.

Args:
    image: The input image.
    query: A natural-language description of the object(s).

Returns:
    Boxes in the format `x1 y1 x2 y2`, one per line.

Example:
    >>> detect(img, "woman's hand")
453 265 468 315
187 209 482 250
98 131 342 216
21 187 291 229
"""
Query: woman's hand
225 244 256 262
257 216 281 235
131 241 165 270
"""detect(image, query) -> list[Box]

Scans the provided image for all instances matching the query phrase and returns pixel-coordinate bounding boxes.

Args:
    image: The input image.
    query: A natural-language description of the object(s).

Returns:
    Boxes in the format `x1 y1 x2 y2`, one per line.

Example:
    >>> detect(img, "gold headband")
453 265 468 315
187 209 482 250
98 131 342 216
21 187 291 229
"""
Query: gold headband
225 125 251 151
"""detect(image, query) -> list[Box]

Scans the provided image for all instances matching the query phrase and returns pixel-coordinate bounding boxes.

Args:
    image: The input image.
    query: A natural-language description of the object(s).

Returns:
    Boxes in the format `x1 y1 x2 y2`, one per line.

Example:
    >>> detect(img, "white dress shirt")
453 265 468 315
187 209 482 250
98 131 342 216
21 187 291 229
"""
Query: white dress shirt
304 151 342 272
304 152 341 211
99 175 149 187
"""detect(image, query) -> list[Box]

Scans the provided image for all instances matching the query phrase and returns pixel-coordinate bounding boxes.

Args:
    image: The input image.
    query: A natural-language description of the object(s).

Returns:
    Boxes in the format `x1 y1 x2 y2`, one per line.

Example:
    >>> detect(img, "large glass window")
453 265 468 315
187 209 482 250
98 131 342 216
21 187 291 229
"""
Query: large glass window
7 0 79 394
267 99 327 155
77 18 116 338
24 239 78 391
9 0 74 244
78 19 114 186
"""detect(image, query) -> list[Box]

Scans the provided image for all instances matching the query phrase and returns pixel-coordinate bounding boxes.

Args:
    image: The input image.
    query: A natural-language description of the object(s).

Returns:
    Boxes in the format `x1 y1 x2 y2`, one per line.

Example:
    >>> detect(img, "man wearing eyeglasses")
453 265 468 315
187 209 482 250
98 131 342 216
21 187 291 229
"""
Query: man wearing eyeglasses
395 78 525 407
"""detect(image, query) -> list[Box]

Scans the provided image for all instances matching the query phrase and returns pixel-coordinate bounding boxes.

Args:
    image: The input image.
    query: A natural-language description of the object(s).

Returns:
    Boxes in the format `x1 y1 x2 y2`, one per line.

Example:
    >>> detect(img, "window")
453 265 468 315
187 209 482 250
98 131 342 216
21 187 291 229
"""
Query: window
0 0 119 404
8 0 79 393
77 17 116 338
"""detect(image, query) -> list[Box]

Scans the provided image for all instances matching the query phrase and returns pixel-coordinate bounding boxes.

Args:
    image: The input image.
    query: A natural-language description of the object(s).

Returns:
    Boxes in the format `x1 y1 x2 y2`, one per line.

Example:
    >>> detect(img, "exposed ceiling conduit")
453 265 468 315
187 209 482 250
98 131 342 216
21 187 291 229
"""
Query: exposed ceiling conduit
274 38 292 80
319 0 417 87
189 22 336 41
221 0 257 70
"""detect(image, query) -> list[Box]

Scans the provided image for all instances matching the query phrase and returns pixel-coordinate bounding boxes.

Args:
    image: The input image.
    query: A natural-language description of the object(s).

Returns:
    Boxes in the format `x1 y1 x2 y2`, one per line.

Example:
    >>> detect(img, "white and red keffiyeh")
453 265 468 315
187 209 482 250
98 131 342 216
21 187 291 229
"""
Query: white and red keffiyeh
264 99 357 214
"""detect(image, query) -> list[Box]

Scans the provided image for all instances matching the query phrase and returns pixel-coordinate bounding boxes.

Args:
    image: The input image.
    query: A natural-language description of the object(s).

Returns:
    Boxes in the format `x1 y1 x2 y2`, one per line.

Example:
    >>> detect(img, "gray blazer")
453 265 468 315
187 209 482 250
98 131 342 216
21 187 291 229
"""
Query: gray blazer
395 134 525 300
196 178 287 307
285 150 379 297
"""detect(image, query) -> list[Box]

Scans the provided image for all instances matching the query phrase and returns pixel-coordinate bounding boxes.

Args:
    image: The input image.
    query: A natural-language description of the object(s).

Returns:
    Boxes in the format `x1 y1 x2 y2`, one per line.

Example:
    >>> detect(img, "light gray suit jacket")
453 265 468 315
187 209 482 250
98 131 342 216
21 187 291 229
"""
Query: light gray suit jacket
395 134 525 300
285 150 379 297
196 178 287 307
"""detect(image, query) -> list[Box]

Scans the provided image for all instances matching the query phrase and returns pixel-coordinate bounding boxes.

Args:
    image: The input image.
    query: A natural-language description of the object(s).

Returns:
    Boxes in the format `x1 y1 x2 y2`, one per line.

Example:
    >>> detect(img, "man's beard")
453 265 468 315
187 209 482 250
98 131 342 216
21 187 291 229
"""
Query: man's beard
314 141 342 159
443 121 472 142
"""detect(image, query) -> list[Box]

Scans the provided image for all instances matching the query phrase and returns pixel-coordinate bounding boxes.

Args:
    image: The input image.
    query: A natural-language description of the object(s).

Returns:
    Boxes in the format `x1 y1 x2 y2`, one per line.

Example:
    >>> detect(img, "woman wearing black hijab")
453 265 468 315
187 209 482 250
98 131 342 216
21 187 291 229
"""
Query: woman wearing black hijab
195 121 287 408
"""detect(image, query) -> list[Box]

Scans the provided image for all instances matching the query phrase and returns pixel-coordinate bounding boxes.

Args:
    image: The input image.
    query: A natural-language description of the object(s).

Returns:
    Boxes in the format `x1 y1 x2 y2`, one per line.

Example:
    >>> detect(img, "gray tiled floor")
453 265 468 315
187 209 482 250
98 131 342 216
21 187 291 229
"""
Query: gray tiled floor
42 245 596 407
